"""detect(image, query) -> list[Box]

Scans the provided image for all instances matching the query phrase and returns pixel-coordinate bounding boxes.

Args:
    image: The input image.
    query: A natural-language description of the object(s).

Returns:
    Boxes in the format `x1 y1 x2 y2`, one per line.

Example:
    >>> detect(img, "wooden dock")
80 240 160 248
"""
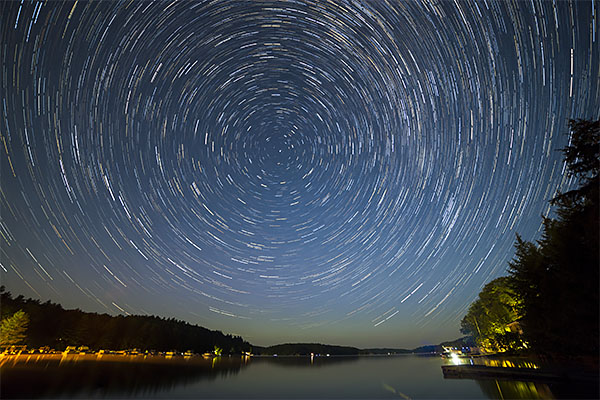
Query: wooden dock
441 364 565 382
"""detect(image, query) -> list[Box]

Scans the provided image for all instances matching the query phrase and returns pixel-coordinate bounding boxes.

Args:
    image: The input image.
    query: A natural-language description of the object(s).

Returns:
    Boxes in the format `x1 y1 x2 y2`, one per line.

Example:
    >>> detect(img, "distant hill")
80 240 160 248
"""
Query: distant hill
440 336 475 349
359 348 412 355
254 340 470 356
408 336 475 354
254 343 360 356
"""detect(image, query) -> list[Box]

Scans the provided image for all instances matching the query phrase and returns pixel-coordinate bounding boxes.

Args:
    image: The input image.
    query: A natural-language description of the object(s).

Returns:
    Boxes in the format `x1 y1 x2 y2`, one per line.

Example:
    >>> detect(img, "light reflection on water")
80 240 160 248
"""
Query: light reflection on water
0 354 595 399
442 355 599 399
449 355 540 369
1 354 245 398
476 379 554 400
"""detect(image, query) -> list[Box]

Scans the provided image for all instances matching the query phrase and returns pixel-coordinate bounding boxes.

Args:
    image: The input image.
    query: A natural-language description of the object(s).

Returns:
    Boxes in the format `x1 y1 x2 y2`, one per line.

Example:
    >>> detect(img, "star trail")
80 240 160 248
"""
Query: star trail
1 1 598 348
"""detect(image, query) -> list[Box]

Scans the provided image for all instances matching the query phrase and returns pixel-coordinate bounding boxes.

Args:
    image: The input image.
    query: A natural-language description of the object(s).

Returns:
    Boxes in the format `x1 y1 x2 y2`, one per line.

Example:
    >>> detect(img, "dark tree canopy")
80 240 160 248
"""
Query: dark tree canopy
0 286 251 354
509 119 599 357
462 119 599 357
561 119 599 182
552 119 599 208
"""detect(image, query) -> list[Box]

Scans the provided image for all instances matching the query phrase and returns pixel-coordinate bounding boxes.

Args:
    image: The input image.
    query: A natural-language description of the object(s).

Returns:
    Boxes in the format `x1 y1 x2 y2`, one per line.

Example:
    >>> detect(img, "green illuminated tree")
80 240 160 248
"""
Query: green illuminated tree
460 277 524 352
0 310 30 347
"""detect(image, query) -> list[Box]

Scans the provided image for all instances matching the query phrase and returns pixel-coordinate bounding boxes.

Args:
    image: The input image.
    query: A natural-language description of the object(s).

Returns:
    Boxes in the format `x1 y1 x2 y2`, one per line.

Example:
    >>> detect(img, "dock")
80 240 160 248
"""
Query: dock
442 364 565 382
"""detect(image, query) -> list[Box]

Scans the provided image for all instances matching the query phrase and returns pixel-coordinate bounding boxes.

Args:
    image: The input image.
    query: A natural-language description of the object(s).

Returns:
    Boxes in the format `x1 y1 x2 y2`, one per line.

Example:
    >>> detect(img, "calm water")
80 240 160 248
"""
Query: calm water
0 354 595 399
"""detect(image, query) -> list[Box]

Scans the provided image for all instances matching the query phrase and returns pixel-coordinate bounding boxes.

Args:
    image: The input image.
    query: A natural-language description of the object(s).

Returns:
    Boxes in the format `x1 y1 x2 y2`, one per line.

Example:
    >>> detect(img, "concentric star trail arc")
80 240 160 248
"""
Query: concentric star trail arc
1 0 598 347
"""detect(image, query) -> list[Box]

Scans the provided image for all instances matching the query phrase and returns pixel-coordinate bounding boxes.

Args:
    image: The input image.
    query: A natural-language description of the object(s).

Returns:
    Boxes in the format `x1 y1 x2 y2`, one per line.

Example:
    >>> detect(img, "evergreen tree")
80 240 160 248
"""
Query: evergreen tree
462 119 599 357
0 310 30 347
508 119 599 356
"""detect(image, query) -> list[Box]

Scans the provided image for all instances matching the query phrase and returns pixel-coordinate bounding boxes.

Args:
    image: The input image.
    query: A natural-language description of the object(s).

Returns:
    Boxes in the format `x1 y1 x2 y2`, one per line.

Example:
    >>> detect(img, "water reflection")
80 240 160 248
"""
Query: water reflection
1 354 596 399
477 377 600 400
477 379 555 399
443 355 599 400
255 354 360 368
1 354 244 398
444 354 541 369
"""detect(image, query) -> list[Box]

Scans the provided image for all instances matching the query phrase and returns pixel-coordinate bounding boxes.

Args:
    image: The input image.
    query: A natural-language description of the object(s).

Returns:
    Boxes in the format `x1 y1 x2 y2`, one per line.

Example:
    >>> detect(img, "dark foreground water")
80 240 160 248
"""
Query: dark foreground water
1 354 597 399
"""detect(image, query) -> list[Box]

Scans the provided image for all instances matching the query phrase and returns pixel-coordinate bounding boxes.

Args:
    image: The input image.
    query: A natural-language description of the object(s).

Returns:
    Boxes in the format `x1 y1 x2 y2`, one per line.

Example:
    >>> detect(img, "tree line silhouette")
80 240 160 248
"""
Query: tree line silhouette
461 119 599 357
0 287 251 354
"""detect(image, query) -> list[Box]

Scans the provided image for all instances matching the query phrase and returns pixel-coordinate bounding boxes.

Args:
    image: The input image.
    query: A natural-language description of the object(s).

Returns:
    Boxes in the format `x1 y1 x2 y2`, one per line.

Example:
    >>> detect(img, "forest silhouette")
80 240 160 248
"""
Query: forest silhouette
0 286 251 354
461 119 599 358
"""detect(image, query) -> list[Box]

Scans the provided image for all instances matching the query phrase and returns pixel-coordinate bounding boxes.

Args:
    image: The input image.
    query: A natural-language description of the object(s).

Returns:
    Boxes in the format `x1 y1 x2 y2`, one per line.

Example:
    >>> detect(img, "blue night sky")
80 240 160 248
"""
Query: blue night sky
1 1 598 349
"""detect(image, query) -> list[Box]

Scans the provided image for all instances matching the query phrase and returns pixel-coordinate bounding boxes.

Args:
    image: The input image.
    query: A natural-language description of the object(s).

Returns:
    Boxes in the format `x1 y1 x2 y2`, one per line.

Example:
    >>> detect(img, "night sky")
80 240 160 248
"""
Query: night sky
1 1 598 349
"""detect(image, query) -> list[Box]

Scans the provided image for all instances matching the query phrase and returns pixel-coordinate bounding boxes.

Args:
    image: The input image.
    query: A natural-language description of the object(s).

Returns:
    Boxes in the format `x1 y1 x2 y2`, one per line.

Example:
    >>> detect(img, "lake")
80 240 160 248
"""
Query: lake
0 353 595 399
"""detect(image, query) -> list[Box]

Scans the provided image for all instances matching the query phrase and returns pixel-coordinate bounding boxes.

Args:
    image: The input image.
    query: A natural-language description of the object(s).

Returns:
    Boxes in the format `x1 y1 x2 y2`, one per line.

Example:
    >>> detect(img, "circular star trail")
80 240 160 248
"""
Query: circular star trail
1 1 598 347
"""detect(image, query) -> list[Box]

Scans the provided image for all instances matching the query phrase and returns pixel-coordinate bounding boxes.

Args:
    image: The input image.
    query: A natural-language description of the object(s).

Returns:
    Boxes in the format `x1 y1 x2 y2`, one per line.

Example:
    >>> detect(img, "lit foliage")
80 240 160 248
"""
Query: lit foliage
460 277 524 353
0 310 30 347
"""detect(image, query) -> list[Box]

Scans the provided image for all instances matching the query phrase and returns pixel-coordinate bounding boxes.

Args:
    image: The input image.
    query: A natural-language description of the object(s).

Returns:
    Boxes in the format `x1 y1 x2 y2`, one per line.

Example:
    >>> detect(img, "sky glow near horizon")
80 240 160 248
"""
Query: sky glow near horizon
1 1 598 348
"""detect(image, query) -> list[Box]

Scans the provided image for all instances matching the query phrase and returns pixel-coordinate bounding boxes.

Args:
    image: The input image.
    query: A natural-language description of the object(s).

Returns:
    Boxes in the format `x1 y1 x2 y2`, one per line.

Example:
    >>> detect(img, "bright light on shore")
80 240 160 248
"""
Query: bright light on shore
451 353 461 365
